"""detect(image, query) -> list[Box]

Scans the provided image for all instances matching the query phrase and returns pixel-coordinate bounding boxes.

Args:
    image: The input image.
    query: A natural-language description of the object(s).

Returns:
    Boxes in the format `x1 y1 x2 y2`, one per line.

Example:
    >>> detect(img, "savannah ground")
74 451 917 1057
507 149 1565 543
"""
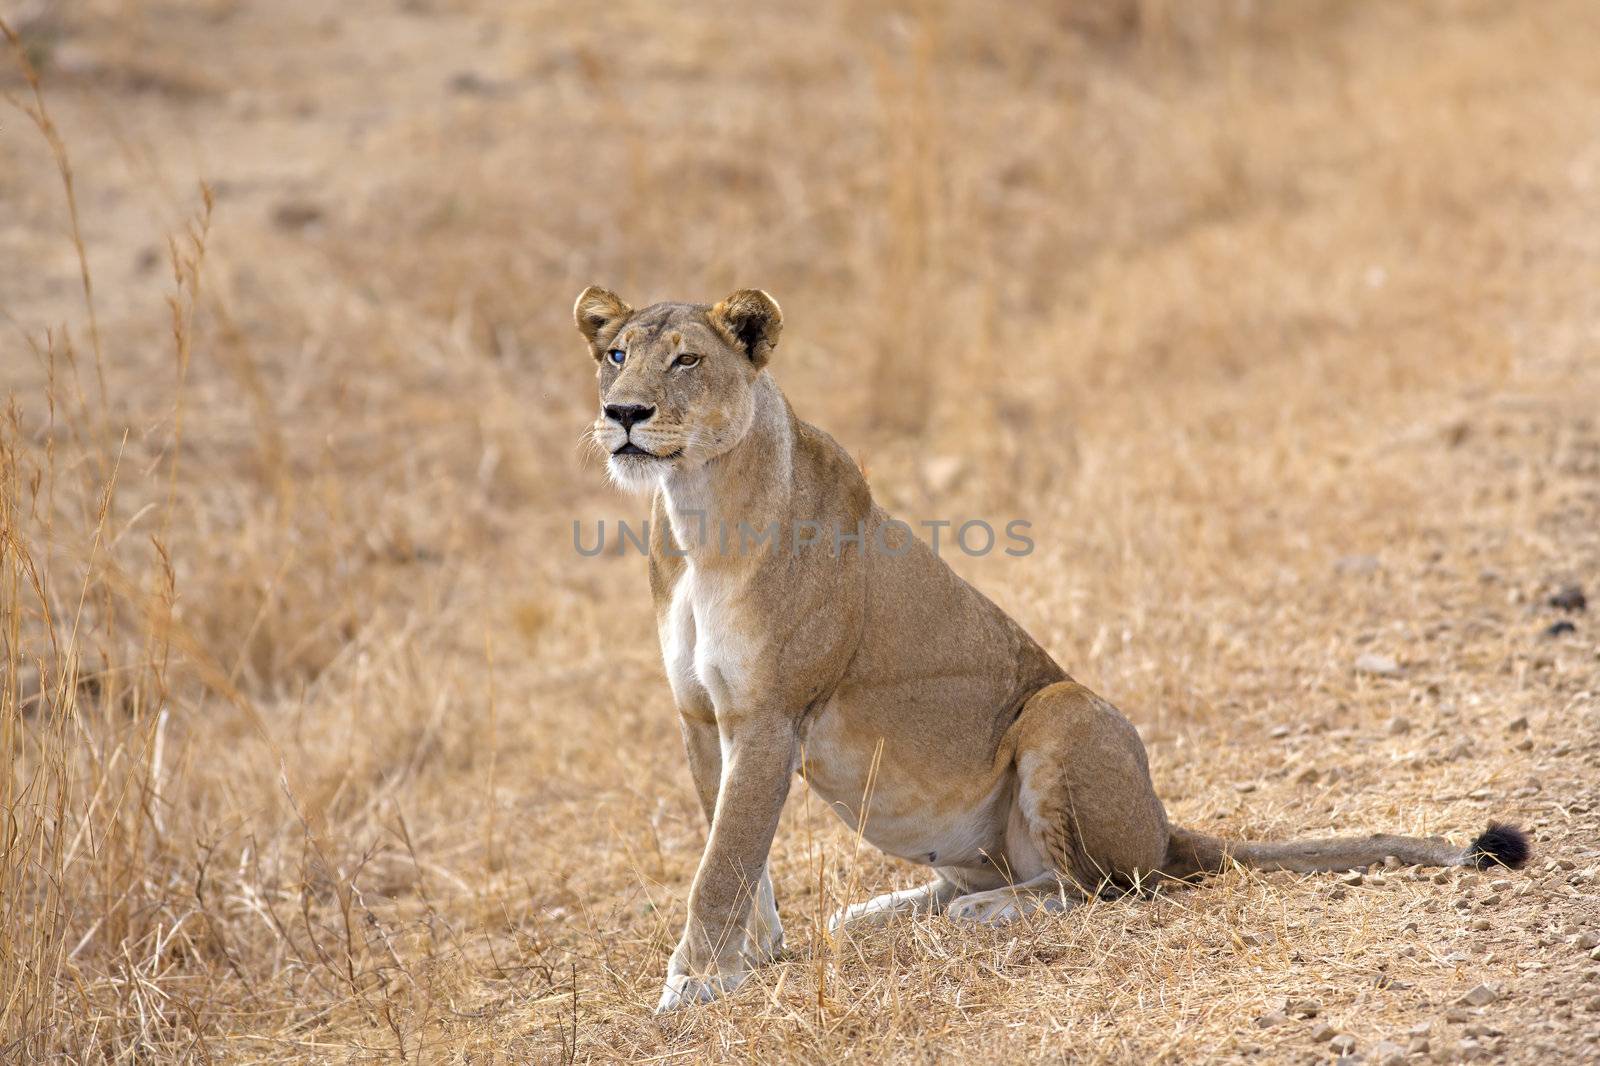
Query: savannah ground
2 0 1599 1061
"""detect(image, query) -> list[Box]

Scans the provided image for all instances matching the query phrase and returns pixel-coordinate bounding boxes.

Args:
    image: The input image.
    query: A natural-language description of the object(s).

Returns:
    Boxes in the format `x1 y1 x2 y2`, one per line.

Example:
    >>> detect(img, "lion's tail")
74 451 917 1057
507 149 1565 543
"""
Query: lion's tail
1161 821 1530 880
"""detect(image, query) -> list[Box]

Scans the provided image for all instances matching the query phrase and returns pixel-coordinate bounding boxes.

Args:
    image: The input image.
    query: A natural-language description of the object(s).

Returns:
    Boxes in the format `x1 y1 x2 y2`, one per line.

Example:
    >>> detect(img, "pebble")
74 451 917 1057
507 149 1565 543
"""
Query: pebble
1254 1011 1289 1028
1575 931 1599 950
1288 999 1322 1019
1355 652 1403 678
271 200 325 231
1542 620 1576 638
922 455 965 494
1456 984 1500 1007
1336 554 1381 576
1370 1039 1407 1065
1386 715 1413 735
1311 1022 1338 1042
1549 583 1587 611
1330 1033 1358 1055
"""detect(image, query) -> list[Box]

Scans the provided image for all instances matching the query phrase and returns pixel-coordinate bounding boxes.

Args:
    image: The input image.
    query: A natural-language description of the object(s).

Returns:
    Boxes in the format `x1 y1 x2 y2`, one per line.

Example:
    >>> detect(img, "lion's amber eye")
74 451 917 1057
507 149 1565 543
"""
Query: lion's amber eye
606 348 626 365
674 353 700 369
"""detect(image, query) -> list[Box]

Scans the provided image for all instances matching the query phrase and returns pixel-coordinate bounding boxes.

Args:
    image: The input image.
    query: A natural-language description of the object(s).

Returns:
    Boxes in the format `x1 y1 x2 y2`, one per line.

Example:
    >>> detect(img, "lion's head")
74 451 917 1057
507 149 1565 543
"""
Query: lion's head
574 287 783 494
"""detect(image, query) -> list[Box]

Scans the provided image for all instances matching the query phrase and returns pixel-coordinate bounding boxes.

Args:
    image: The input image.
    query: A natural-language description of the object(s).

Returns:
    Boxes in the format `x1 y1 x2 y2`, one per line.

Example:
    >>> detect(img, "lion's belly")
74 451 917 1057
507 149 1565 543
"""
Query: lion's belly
798 702 1012 868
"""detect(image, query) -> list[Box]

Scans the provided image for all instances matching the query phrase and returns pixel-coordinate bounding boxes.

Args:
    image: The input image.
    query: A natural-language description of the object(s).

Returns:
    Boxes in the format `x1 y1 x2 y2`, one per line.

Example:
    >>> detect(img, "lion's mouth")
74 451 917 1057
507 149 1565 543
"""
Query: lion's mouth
612 442 681 460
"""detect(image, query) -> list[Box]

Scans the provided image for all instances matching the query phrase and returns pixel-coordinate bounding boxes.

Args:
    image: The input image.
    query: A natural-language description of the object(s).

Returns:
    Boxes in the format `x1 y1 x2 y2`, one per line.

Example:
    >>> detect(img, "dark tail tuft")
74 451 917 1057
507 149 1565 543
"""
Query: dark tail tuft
1466 822 1531 870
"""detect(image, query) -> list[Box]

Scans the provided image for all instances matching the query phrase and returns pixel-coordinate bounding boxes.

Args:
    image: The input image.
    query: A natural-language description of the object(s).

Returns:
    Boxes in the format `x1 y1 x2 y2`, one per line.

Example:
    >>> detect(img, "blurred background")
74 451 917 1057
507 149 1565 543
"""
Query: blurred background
3 1 1598 1061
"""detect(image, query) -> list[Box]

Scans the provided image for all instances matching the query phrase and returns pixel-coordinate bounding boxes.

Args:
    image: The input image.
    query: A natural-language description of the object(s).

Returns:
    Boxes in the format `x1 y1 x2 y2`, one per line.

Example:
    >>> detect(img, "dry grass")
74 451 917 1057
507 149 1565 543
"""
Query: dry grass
3 1 1600 1062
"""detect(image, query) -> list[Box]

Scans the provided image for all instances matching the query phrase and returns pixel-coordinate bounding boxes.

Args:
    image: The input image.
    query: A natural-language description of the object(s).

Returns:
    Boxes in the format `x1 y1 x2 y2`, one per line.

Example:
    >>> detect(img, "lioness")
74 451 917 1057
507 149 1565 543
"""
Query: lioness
574 286 1531 1012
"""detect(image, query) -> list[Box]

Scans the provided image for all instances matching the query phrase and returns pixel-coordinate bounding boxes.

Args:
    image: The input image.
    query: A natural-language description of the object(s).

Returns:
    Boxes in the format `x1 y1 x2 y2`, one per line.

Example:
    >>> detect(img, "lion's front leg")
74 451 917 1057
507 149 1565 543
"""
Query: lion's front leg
657 716 795 1013
679 714 784 964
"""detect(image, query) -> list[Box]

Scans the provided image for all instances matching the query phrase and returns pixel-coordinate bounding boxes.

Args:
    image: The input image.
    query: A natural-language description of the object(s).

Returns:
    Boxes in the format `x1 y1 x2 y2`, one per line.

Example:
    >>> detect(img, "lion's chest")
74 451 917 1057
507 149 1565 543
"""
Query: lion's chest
660 565 756 716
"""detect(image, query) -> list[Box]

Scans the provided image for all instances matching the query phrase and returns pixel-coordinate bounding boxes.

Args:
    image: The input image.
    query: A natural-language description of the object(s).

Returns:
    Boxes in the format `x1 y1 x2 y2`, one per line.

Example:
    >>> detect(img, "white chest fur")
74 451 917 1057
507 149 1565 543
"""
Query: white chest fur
661 563 753 716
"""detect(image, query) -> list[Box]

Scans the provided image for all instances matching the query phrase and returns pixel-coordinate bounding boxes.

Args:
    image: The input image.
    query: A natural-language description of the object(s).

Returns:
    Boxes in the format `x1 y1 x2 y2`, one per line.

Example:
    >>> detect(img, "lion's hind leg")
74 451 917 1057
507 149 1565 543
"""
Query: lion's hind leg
1004 681 1172 898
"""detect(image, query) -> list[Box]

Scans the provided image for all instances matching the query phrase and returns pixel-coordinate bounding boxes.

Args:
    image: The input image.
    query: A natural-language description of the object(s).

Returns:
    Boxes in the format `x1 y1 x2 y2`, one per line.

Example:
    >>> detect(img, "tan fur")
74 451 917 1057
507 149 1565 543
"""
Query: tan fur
575 288 1527 1013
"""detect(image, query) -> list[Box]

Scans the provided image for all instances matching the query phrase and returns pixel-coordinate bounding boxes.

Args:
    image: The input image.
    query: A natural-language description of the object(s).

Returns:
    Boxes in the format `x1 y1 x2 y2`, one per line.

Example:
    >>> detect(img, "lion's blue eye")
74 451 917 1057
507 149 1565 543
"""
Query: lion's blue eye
607 348 626 365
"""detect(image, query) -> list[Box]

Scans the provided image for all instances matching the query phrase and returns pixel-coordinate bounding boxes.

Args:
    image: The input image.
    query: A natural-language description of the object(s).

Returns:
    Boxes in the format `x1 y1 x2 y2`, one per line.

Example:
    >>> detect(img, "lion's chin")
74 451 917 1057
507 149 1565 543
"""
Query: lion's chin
606 453 675 495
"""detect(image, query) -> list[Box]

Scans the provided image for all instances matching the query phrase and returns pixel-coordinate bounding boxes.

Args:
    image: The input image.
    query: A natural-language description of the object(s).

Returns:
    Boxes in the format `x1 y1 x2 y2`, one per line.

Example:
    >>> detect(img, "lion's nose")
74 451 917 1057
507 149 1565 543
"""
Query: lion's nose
604 404 656 430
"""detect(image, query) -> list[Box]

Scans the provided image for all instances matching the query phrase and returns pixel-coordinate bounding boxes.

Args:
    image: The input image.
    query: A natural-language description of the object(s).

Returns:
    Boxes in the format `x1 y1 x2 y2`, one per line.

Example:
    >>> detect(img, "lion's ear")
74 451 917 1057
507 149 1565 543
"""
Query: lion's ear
573 286 632 354
708 289 782 367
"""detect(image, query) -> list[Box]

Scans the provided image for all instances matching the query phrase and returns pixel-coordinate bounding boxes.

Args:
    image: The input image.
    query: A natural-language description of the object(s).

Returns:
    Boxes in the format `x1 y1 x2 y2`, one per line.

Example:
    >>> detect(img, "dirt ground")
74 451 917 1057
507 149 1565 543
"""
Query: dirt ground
2 1 1598 1062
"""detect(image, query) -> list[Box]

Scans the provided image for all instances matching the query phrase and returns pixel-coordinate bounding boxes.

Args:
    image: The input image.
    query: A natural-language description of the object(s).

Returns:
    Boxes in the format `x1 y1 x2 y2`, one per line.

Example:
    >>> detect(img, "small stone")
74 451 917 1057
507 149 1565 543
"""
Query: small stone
271 200 324 231
1235 781 1258 793
1336 554 1381 576
1544 620 1578 638
448 71 501 95
1408 1036 1430 1055
1370 1040 1407 1065
1470 918 1492 931
1549 583 1587 612
1355 652 1403 678
1330 1033 1358 1055
1311 1023 1338 1042
1341 871 1365 887
1445 1008 1471 1023
1505 716 1530 733
1269 724 1292 738
1456 984 1500 1007
1255 1011 1290 1028
1386 715 1413 735
1288 999 1322 1019
1575 931 1599 950
922 455 965 494
1489 879 1512 891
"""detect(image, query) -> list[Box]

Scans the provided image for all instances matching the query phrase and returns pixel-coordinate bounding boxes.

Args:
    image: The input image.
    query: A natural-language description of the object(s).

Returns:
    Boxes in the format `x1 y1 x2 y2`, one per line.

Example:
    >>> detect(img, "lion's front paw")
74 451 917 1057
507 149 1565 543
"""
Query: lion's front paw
653 968 749 1013
747 874 785 962
750 920 785 964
